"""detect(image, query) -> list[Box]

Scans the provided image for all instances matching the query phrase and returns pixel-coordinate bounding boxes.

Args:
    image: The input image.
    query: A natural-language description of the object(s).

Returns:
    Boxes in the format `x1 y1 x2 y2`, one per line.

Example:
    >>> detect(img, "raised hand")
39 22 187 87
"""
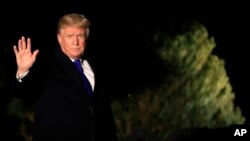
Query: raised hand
13 36 39 75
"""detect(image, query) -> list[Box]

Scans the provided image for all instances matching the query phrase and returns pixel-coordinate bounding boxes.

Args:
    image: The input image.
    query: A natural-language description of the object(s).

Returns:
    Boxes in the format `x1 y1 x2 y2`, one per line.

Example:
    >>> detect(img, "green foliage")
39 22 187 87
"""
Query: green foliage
112 21 245 140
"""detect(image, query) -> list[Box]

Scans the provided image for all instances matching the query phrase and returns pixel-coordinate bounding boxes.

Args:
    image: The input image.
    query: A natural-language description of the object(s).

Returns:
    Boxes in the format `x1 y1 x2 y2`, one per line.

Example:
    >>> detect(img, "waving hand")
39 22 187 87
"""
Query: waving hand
13 36 39 75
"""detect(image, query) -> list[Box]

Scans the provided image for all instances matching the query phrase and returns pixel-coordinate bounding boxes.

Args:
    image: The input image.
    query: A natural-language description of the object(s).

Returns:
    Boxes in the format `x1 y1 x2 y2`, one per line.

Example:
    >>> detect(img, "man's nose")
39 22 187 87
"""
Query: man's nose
73 36 79 45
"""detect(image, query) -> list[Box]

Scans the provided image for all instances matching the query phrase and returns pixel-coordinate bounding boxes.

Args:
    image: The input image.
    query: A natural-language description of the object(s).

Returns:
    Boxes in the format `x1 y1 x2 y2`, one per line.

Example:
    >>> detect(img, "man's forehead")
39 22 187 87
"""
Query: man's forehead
60 26 85 34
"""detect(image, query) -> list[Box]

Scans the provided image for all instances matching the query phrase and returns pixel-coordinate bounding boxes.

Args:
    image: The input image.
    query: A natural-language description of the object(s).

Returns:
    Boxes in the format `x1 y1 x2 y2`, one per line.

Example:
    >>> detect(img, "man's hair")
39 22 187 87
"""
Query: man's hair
57 13 91 39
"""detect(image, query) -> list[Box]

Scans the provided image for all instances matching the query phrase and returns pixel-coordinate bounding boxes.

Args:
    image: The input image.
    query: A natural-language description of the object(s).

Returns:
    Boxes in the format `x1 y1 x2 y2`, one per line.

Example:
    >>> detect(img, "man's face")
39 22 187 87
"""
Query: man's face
57 26 86 60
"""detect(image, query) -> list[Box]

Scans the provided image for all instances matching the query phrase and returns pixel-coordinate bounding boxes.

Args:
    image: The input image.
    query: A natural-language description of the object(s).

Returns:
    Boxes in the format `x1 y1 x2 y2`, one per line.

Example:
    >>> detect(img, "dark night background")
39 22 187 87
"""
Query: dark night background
0 0 249 137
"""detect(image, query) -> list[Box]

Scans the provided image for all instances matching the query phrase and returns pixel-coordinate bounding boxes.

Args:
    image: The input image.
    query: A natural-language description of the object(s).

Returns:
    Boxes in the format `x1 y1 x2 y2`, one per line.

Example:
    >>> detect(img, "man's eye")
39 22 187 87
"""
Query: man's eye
78 34 85 38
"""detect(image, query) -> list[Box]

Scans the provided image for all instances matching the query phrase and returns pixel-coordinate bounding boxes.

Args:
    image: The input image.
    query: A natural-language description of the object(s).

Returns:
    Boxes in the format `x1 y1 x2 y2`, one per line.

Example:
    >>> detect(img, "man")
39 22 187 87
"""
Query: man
12 13 117 141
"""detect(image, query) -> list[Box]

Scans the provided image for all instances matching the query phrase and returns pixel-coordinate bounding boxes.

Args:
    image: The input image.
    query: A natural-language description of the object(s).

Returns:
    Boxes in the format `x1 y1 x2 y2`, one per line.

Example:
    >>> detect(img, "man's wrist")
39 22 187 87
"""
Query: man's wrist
17 68 29 76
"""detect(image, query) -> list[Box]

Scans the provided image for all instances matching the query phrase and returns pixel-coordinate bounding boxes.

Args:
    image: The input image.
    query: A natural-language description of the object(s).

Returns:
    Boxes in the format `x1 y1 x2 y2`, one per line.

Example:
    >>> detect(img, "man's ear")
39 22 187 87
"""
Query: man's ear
57 34 61 43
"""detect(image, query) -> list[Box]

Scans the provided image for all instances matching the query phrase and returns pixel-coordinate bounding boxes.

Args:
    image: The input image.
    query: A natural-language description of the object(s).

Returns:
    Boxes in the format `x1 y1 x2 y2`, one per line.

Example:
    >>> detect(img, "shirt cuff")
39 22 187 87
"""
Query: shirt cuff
16 71 29 82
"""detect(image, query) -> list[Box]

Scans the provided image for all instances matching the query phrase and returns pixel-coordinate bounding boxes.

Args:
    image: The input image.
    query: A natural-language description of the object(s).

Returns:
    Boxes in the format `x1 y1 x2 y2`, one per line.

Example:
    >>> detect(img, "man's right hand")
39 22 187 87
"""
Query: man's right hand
13 36 39 75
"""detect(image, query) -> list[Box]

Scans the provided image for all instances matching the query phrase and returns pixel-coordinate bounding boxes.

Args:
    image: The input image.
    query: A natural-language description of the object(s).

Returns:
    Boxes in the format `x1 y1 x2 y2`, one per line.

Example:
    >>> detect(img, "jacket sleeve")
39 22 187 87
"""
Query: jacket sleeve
11 63 44 106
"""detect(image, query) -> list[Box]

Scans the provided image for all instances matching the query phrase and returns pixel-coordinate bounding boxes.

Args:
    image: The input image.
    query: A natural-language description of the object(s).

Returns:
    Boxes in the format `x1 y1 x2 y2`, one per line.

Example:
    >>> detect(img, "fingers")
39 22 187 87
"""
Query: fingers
18 38 22 51
13 45 18 56
21 36 27 50
16 36 31 52
27 37 31 51
32 50 39 60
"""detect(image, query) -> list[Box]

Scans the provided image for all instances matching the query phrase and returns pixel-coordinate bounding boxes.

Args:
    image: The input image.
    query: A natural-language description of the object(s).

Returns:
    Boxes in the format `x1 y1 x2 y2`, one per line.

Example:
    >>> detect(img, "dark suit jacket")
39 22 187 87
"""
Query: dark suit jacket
12 48 117 141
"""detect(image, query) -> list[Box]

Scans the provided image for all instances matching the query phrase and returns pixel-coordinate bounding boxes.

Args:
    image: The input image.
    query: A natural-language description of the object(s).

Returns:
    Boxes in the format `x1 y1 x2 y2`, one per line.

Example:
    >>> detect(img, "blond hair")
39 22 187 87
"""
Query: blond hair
57 13 91 39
